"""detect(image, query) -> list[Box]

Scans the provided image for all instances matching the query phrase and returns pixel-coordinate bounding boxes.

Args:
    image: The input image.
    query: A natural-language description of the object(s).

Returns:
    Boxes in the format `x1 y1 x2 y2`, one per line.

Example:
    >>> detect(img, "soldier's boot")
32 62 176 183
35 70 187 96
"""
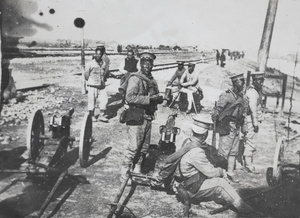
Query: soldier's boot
97 110 109 122
243 155 258 174
227 156 240 183
133 153 146 174
120 164 132 186
236 199 264 217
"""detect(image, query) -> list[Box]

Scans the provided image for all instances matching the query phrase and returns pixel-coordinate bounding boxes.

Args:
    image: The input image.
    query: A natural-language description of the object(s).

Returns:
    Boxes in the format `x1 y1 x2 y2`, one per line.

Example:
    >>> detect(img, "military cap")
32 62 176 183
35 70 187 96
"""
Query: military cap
229 73 244 81
139 51 156 61
251 71 265 79
188 62 196 67
177 61 185 65
192 114 213 134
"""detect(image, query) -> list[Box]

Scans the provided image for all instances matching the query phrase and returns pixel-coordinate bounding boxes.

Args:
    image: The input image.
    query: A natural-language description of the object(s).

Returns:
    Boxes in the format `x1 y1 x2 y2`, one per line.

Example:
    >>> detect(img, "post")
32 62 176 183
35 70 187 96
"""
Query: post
257 0 279 72
81 28 86 94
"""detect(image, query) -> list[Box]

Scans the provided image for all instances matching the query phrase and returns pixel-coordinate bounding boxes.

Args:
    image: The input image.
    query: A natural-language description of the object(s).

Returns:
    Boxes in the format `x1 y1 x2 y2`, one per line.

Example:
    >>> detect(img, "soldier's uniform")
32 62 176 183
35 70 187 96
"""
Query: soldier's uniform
123 51 162 174
212 73 248 181
163 61 186 104
172 114 259 217
244 71 265 171
179 63 199 113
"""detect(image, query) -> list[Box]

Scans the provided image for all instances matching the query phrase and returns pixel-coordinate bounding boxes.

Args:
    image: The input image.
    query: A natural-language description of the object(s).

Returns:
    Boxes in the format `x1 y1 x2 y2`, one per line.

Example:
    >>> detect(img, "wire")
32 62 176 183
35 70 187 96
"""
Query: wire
287 41 300 142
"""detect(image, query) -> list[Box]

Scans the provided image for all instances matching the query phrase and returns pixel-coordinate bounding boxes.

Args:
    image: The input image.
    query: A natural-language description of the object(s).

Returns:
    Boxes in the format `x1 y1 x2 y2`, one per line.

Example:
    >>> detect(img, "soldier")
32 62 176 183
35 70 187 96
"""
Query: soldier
85 47 109 122
212 73 248 183
179 63 199 114
220 50 226 67
162 61 186 107
244 71 265 173
216 50 220 65
119 49 140 86
172 114 261 217
121 51 163 178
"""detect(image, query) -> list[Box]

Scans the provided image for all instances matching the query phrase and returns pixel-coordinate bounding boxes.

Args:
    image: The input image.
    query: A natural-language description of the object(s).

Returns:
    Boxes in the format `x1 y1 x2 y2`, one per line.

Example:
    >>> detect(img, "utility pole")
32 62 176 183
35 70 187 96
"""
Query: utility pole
257 0 279 72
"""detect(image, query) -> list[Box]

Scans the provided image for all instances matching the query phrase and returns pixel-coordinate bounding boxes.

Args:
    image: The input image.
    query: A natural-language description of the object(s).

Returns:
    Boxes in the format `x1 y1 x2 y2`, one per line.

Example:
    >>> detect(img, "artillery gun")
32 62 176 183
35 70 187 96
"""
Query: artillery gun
0 108 93 218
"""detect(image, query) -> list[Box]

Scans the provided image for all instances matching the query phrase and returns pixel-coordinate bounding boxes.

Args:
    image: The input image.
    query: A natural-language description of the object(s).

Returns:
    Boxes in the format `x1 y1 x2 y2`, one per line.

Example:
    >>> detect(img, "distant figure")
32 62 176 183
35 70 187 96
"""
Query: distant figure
241 51 245 59
216 50 220 65
119 49 140 86
220 51 226 67
162 61 186 107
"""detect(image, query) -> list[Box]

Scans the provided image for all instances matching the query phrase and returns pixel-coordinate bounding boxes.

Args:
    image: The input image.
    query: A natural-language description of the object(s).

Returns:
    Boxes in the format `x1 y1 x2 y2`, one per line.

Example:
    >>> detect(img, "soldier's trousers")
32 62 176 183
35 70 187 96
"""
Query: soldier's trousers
218 121 240 158
180 87 197 110
87 86 108 111
124 119 152 166
244 117 258 157
189 177 250 211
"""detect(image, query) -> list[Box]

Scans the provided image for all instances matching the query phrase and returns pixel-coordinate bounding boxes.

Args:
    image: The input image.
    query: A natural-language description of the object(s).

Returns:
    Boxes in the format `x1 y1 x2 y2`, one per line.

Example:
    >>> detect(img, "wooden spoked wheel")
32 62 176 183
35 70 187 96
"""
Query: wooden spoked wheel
266 136 285 187
27 109 45 162
79 112 92 168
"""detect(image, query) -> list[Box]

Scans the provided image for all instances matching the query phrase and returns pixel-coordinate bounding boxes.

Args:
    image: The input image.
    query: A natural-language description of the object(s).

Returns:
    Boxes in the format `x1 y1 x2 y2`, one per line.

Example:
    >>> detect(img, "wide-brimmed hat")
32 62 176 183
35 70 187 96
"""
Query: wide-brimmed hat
229 73 244 81
192 114 213 134
251 71 265 79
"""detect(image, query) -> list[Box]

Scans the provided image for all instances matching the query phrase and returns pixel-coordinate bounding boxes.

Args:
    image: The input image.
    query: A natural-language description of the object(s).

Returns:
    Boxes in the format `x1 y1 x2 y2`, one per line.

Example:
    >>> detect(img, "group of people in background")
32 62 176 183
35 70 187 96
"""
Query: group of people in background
83 47 265 216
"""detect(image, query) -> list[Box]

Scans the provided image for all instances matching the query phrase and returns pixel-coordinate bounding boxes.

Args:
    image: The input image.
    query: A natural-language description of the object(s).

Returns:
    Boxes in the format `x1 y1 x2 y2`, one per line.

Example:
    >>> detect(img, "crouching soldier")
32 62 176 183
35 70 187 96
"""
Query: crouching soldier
172 114 261 217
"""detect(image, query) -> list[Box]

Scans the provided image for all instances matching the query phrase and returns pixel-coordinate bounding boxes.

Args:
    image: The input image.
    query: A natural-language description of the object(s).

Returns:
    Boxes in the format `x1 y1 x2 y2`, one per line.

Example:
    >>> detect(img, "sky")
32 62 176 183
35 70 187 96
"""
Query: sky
2 0 300 56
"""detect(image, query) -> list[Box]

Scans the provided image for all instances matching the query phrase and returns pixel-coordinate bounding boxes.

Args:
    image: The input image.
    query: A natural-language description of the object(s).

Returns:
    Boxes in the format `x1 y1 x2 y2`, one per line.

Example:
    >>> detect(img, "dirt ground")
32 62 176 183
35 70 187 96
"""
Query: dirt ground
1 54 300 218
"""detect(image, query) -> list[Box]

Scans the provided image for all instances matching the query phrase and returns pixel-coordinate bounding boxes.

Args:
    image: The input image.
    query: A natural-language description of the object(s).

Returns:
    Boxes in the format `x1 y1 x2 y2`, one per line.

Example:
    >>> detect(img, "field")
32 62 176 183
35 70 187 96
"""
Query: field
1 52 300 218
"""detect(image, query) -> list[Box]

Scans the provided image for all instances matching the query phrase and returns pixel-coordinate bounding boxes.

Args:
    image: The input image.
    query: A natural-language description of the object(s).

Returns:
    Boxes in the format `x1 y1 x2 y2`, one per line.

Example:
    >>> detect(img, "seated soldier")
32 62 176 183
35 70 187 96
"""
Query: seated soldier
179 63 200 113
162 61 186 107
172 114 262 217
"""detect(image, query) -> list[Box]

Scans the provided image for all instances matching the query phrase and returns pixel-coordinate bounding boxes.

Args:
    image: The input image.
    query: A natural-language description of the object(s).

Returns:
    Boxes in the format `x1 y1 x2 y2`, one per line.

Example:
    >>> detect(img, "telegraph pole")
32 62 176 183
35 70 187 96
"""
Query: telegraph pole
257 0 279 72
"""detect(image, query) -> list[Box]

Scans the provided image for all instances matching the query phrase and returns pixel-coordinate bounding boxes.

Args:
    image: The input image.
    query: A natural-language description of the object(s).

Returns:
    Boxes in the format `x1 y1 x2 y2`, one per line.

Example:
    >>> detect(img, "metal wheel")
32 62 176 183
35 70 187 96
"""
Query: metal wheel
266 136 285 186
79 112 92 168
27 109 45 161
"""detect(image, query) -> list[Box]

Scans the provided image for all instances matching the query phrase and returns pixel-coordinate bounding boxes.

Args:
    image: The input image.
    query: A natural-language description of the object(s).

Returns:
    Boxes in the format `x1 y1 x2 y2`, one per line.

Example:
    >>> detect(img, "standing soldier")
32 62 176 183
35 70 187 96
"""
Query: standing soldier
162 61 186 107
121 51 163 179
216 50 220 65
220 50 226 68
243 71 265 173
119 49 140 86
212 73 248 183
85 47 109 122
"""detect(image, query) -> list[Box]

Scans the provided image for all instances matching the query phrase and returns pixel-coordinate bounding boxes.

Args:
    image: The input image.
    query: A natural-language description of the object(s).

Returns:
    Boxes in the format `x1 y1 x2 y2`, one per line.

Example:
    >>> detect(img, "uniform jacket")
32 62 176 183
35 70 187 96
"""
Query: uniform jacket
102 54 110 78
168 67 186 85
214 88 248 129
246 86 263 126
180 70 199 87
125 71 160 119
174 136 224 179
85 60 106 87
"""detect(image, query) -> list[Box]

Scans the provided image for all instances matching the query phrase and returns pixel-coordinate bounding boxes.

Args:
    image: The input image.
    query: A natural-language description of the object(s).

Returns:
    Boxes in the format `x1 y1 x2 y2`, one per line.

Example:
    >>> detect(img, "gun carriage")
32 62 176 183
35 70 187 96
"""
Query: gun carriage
0 108 93 218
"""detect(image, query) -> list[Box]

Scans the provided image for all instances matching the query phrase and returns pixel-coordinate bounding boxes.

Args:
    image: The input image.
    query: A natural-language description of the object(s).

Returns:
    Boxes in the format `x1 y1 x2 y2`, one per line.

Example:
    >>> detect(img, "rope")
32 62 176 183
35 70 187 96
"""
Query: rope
287 41 299 143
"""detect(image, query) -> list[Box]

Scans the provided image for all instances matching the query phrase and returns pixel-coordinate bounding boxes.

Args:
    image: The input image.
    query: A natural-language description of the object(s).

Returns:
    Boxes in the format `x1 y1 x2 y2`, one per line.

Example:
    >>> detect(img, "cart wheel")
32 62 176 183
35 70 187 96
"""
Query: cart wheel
27 109 45 161
79 112 92 167
266 136 285 186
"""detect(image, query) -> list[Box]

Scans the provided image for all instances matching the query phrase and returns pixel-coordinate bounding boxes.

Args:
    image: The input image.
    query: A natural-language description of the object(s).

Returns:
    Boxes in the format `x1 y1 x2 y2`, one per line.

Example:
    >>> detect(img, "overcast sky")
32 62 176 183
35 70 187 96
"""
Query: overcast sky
2 0 300 56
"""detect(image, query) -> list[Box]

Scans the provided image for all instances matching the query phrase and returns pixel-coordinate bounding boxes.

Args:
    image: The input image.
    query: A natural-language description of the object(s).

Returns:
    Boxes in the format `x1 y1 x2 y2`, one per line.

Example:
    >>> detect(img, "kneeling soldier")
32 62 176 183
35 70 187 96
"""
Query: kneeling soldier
173 114 261 217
